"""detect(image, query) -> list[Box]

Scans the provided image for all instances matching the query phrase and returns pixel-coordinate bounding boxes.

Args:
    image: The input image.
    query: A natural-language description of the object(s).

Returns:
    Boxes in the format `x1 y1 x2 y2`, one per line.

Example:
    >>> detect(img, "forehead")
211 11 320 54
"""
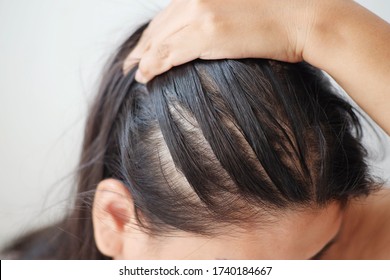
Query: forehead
207 202 343 259
126 202 344 259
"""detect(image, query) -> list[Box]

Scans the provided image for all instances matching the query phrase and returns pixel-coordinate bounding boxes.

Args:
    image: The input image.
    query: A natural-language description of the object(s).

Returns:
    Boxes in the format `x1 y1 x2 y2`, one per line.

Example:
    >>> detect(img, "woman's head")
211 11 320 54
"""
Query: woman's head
69 24 376 259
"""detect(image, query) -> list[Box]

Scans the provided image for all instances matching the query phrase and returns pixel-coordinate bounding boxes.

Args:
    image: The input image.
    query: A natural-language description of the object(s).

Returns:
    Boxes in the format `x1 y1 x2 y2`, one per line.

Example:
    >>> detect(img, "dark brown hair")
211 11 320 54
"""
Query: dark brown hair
4 24 377 259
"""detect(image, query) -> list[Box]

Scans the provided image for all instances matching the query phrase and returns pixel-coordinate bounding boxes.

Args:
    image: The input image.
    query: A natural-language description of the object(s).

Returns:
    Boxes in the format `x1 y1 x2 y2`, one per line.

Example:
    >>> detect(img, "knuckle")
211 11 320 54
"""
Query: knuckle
193 0 209 8
191 0 214 17
201 14 223 37
156 43 171 60
196 8 222 35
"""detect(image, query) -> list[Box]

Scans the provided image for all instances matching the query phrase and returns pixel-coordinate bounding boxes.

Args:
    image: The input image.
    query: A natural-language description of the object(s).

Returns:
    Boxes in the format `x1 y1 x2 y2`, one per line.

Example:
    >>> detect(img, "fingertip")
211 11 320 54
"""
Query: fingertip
135 70 148 84
136 50 175 84
122 56 139 75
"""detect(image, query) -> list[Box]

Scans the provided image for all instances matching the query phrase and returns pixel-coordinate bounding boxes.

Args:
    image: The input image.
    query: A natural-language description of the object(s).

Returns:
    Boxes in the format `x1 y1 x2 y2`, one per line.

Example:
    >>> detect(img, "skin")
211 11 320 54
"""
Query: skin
93 179 344 259
124 0 390 135
323 188 390 259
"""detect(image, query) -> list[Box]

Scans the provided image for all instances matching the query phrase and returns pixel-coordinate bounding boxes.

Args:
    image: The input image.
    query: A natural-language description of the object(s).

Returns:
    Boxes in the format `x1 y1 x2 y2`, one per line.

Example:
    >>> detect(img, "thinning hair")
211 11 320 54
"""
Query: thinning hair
4 24 377 259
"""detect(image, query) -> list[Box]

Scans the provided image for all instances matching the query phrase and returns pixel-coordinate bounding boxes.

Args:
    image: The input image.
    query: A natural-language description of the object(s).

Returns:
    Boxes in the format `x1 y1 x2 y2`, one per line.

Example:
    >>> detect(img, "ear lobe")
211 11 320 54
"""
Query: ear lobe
92 178 134 258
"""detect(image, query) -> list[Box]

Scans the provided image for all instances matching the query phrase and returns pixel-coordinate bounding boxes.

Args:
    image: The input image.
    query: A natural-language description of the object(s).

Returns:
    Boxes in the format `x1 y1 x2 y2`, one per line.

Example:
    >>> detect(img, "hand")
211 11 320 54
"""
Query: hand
124 0 319 83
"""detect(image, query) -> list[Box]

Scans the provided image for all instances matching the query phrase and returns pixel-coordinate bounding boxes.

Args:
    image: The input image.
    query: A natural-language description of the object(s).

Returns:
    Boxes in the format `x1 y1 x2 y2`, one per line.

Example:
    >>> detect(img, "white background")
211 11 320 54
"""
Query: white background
2 260 390 280
0 0 389 249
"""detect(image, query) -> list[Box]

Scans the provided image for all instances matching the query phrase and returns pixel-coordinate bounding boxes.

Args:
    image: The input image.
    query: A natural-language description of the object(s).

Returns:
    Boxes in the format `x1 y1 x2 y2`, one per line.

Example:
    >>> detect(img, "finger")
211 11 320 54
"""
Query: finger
123 7 181 74
124 1 191 74
123 58 140 75
143 0 179 34
122 25 152 74
135 25 205 83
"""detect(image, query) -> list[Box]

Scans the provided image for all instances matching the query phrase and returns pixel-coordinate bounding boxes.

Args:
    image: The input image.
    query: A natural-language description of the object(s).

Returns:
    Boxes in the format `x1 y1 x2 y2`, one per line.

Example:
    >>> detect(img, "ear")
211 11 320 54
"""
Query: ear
92 178 135 258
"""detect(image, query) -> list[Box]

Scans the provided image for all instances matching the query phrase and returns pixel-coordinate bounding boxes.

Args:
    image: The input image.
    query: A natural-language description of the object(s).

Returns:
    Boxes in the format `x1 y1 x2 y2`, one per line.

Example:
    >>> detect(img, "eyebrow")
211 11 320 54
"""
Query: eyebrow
309 234 339 260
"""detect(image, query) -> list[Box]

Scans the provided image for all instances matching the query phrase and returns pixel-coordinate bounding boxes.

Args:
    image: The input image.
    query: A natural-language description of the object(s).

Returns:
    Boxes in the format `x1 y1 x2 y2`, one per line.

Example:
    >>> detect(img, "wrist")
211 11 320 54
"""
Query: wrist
301 0 351 68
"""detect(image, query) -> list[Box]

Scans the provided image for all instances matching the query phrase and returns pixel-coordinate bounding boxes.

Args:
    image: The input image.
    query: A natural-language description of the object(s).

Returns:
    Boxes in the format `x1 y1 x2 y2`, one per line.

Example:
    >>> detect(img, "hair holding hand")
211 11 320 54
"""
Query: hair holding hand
124 0 390 135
